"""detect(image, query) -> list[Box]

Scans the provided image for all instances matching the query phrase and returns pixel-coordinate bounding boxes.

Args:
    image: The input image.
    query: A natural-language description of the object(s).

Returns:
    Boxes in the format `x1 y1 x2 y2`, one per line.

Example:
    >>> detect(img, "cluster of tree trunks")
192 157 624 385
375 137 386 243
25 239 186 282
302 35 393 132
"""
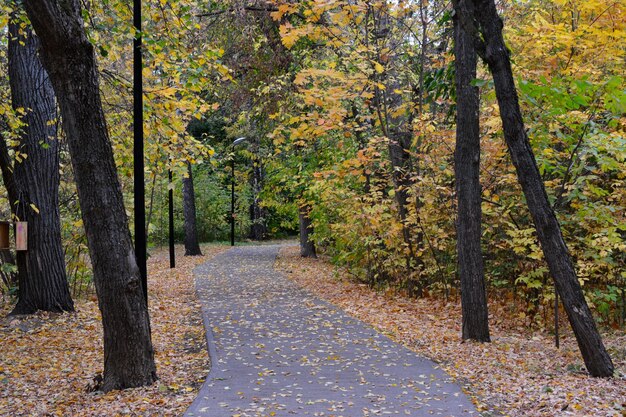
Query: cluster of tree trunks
453 0 614 377
249 157 267 241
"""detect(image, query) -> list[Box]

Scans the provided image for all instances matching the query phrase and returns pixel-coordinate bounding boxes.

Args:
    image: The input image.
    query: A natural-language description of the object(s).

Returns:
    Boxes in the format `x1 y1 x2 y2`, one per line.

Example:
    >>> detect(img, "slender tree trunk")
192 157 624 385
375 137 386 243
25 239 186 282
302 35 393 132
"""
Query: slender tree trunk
23 0 157 390
299 204 316 258
182 161 202 256
374 69 416 264
249 157 267 240
371 8 422 273
3 16 73 315
388 129 414 248
471 0 613 377
453 1 490 342
145 170 158 242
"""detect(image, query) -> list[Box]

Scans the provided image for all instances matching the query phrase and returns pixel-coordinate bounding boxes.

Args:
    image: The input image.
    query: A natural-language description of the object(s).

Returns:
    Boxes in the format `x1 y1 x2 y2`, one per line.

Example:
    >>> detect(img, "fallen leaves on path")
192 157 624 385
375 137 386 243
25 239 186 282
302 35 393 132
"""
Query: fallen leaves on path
275 246 626 417
0 244 227 417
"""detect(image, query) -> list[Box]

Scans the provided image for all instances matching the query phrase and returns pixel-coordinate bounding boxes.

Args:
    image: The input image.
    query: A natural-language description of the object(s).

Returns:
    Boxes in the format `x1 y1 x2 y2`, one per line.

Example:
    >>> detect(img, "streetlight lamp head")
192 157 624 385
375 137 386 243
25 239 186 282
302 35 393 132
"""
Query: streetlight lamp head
232 137 247 146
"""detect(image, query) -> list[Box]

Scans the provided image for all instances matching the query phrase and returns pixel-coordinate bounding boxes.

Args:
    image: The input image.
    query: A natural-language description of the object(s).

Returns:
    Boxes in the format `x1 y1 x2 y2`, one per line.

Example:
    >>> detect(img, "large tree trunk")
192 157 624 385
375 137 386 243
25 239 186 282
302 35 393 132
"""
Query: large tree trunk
182 161 202 256
299 204 317 258
471 0 614 377
23 0 157 390
3 16 73 315
452 1 490 342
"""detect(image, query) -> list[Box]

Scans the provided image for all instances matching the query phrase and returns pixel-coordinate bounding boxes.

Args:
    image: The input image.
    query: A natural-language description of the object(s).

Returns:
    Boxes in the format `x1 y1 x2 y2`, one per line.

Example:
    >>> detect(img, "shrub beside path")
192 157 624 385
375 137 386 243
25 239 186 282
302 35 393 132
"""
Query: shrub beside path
184 245 478 417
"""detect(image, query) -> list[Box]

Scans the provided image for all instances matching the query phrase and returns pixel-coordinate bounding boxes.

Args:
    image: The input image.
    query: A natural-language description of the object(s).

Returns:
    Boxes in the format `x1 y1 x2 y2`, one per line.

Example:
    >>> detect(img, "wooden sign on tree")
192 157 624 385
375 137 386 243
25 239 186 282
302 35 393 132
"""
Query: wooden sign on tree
15 222 27 251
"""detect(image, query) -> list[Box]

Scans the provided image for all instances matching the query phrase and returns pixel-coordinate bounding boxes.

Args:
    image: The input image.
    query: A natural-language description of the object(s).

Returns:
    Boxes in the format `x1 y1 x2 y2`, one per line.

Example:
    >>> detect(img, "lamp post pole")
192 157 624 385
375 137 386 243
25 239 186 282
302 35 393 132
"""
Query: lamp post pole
168 168 175 268
133 0 147 302
230 157 235 246
230 137 247 246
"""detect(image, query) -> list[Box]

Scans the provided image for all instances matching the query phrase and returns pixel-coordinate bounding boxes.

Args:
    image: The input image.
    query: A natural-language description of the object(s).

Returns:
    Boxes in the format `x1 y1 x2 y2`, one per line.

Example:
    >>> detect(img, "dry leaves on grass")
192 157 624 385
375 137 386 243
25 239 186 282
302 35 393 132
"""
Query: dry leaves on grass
0 244 227 417
275 246 626 417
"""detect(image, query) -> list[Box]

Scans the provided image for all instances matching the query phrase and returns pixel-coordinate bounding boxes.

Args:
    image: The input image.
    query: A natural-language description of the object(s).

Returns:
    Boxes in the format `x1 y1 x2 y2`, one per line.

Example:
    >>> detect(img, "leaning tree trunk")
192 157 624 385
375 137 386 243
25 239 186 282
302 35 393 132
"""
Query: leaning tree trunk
182 161 202 256
3 16 74 315
299 204 317 258
23 0 157 390
452 0 490 342
471 0 614 377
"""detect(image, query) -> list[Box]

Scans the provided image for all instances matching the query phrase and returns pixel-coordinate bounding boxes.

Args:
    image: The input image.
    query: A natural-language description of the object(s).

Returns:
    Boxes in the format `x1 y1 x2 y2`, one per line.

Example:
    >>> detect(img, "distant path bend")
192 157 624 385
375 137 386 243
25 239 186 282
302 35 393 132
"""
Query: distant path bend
185 245 479 417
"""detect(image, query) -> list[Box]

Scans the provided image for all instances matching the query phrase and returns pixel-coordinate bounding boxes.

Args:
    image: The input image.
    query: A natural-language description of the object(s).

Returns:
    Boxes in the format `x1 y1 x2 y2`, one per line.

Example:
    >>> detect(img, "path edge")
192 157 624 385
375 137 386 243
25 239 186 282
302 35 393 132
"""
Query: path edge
182 258 222 416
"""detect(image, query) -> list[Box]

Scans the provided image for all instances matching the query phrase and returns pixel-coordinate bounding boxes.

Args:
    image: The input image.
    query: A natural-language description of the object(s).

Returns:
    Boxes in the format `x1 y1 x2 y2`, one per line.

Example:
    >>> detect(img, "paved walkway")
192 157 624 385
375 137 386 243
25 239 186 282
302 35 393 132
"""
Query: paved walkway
184 245 479 417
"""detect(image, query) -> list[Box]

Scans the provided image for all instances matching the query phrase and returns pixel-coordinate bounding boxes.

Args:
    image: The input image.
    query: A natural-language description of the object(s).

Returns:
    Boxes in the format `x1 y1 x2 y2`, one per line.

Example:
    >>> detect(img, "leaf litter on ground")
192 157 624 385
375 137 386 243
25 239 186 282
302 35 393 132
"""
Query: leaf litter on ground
1 243 624 416
274 246 626 417
0 244 228 417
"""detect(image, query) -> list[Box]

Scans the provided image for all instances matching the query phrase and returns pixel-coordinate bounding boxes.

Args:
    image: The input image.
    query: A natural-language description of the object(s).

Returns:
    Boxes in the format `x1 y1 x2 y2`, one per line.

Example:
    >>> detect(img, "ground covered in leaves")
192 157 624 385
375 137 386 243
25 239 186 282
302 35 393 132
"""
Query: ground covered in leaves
0 244 227 417
275 246 626 417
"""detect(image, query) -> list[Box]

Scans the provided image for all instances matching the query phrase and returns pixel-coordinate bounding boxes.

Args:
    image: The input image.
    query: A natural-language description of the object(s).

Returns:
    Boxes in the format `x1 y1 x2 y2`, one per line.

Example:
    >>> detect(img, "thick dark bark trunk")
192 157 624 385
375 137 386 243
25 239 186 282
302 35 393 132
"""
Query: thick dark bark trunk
249 158 267 240
299 204 317 258
4 16 74 315
472 0 614 377
23 0 157 390
453 2 490 342
182 161 202 256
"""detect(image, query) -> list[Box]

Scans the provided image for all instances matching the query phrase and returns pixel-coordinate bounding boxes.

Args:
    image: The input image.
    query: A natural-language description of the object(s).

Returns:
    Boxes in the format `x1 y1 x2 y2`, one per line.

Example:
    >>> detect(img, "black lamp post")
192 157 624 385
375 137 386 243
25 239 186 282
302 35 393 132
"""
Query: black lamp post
168 168 175 268
133 0 147 302
230 137 247 246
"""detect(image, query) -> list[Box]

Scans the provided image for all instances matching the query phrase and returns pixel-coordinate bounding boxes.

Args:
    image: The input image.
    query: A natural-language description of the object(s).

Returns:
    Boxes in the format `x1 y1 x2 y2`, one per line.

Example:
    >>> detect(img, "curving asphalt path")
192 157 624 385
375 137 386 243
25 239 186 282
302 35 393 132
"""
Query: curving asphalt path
184 245 479 417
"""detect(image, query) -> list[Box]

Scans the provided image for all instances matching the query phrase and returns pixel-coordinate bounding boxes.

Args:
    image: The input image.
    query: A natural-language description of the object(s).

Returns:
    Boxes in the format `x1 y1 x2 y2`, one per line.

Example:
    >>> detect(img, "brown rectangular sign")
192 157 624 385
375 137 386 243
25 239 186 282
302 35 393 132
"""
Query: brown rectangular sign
16 222 27 251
